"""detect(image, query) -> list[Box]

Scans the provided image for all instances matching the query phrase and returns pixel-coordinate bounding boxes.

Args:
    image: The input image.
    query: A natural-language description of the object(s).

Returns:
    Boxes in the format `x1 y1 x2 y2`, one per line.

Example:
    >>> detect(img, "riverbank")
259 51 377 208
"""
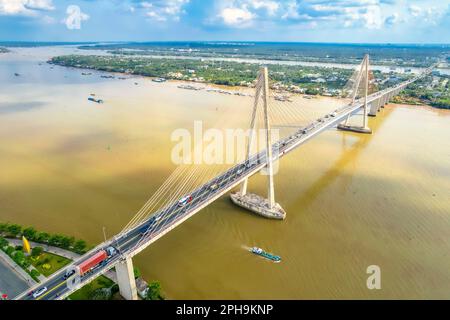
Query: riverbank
48 54 375 96
0 222 89 255
48 54 449 109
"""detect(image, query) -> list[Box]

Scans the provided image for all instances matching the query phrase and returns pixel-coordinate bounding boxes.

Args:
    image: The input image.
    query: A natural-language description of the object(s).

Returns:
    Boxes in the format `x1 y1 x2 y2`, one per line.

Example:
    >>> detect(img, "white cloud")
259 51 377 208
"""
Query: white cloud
408 5 421 17
248 0 279 15
215 0 281 27
219 6 254 27
0 0 54 16
42 14 55 24
205 0 449 32
281 0 301 20
139 0 190 22
384 12 408 27
146 10 166 21
408 4 443 25
361 5 383 29
24 0 54 11
63 5 89 30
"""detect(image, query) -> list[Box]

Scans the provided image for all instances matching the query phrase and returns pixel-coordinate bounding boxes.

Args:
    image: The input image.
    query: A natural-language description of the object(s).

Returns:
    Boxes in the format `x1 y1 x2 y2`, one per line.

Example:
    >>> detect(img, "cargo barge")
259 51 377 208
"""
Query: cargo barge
250 247 281 263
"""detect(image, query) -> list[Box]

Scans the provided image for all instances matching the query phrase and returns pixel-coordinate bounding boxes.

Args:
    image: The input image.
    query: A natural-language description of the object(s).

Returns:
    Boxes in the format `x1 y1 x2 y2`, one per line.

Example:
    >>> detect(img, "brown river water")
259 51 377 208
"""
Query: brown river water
0 47 449 299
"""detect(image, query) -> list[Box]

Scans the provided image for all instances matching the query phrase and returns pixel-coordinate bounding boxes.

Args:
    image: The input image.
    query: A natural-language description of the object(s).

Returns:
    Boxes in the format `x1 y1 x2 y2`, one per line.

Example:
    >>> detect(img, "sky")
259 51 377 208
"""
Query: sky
0 0 449 43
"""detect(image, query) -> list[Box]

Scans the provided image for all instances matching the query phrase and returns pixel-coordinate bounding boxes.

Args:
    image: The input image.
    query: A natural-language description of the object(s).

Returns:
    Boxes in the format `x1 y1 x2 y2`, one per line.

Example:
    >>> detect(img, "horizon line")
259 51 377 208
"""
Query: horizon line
1 40 450 46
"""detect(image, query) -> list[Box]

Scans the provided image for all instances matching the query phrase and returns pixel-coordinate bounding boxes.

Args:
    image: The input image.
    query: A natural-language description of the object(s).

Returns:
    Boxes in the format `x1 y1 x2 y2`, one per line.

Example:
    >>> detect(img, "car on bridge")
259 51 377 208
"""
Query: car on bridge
178 195 193 207
209 183 218 191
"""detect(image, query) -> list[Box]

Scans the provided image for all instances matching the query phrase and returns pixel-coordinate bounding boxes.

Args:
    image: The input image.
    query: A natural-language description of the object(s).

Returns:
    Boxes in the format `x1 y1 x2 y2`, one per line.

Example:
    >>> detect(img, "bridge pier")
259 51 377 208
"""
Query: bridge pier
231 67 286 220
368 99 379 117
116 256 138 300
381 95 387 108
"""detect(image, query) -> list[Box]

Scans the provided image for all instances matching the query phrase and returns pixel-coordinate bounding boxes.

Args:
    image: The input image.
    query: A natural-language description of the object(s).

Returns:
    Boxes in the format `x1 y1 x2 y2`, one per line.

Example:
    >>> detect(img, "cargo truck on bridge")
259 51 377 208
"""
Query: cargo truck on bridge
65 246 117 279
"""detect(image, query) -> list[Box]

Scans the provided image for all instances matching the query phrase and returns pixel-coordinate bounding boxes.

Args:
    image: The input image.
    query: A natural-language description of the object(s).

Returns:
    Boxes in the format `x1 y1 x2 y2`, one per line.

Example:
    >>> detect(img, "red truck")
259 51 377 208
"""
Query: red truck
77 250 108 276
64 246 118 279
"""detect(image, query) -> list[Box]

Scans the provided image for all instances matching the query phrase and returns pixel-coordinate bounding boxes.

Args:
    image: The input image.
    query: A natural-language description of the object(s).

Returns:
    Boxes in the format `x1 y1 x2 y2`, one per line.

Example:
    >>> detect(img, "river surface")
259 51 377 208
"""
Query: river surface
1 47 449 299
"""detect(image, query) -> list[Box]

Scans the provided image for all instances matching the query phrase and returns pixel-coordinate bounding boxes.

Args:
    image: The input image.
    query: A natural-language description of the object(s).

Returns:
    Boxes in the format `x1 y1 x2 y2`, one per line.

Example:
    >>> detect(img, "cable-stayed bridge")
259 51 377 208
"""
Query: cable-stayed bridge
16 55 437 300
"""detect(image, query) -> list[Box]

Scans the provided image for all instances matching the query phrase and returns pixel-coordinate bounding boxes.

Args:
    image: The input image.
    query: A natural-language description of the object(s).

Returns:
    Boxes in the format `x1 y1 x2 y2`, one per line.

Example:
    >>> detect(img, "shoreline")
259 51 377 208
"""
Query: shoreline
48 59 450 110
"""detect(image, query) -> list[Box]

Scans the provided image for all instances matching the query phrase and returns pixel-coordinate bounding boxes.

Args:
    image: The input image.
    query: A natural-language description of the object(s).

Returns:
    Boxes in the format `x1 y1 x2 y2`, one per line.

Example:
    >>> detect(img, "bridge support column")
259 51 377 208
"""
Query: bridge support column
377 97 383 112
231 67 286 220
381 95 386 108
116 257 138 300
338 54 372 134
368 99 378 117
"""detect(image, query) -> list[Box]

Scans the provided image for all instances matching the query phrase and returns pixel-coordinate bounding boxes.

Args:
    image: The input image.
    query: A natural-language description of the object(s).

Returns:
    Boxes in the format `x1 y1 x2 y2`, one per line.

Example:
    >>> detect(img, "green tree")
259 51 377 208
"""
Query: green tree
0 222 8 233
60 236 75 249
0 237 8 249
7 224 21 237
305 88 319 95
35 232 50 243
13 250 25 265
30 269 41 281
31 246 44 258
73 240 87 253
22 259 31 268
5 246 15 256
23 227 37 240
49 234 64 247
133 267 141 279
89 288 112 300
145 281 163 300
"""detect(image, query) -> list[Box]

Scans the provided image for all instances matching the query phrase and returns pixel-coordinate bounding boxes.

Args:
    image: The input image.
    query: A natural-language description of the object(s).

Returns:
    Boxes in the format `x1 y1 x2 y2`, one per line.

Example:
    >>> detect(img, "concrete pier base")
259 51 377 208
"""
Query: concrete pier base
115 257 138 300
337 124 372 134
230 192 286 220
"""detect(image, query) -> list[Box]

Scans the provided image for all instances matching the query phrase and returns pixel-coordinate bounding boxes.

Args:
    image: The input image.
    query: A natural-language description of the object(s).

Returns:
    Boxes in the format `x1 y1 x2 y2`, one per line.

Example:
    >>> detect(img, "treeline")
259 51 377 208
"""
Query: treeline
50 54 355 89
0 222 88 254
77 42 447 67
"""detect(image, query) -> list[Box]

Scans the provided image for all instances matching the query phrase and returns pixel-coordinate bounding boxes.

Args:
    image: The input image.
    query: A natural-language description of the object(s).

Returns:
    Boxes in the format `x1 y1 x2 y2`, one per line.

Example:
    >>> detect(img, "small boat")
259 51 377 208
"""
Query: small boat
250 247 281 262
88 97 104 104
152 78 167 83
14 73 20 77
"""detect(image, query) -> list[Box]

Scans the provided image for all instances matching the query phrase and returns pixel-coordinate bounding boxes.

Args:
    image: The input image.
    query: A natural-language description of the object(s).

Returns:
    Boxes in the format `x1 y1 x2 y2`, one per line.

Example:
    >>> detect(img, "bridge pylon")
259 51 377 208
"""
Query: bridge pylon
230 67 286 220
338 54 372 134
116 256 138 300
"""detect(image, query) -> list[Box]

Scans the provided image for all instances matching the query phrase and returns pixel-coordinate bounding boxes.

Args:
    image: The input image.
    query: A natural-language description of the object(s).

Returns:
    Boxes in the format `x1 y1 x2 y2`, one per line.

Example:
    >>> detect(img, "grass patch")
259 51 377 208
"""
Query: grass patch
69 276 115 300
30 252 71 277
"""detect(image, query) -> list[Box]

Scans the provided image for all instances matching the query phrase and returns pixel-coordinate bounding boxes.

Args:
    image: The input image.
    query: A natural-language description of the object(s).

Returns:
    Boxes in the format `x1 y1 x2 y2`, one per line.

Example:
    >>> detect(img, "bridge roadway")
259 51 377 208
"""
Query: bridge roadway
17 68 433 300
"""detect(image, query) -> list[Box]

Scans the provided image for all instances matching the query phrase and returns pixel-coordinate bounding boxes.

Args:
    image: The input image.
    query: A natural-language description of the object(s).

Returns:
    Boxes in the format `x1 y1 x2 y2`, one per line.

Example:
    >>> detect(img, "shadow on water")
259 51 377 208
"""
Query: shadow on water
289 108 394 212
0 101 45 115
